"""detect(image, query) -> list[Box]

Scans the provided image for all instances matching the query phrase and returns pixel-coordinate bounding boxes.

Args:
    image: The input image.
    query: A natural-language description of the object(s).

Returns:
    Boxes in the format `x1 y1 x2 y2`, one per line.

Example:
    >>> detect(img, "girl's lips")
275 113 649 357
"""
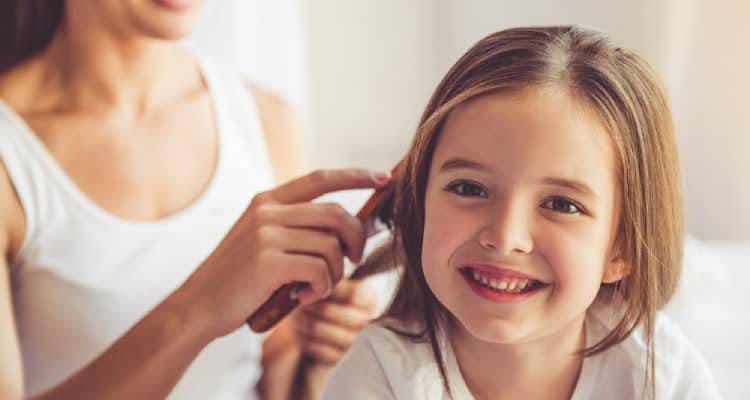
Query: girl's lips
461 263 547 284
460 270 548 303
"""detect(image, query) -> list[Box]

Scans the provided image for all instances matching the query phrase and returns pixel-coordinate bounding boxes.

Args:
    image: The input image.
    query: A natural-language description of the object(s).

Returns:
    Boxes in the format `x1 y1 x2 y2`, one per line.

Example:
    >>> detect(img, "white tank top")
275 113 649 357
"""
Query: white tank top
0 54 275 399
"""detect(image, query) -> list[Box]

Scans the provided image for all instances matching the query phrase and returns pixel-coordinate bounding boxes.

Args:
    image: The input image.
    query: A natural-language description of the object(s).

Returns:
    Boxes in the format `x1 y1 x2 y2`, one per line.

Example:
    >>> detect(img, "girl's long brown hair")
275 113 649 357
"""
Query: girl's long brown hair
0 0 65 74
358 26 683 399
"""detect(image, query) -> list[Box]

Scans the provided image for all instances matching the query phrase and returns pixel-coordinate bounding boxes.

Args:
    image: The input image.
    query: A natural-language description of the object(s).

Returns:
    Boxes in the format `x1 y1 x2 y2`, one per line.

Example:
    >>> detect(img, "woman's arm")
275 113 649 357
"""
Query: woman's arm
0 164 24 400
0 152 386 400
0 259 23 400
250 83 309 184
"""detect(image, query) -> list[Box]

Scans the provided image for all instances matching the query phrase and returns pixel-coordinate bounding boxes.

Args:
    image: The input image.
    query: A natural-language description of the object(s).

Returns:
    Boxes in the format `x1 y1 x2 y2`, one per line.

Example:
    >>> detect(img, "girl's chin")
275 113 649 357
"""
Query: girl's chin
455 317 532 345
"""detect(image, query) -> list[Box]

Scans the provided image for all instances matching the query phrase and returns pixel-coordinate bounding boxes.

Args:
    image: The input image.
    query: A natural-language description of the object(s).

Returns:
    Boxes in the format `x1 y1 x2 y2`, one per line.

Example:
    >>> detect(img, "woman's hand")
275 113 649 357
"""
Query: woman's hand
293 278 378 365
174 169 390 340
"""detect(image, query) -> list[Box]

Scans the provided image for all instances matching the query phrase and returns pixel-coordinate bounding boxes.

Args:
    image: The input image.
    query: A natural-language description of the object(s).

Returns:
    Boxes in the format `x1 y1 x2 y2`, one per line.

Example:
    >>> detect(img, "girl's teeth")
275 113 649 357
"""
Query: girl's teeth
468 270 536 293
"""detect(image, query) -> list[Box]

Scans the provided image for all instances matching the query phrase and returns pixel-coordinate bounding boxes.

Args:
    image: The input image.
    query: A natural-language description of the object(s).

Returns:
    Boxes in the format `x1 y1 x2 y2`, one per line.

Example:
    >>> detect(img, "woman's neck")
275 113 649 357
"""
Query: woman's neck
450 314 586 400
8 12 197 117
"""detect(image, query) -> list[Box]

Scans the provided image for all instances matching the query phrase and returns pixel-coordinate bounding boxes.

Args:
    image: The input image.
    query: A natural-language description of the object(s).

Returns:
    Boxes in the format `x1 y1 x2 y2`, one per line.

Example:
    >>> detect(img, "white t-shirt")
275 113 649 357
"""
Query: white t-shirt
323 303 723 399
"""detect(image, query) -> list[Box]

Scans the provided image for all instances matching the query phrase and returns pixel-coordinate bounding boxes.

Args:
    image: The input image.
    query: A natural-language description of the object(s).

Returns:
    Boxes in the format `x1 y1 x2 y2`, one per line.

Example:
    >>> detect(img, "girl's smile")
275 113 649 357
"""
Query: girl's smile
459 264 551 303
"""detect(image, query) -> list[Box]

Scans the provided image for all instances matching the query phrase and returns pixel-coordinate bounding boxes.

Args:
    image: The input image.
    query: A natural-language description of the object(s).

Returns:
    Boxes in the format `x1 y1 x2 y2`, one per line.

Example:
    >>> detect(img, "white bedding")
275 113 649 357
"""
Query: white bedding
664 237 750 399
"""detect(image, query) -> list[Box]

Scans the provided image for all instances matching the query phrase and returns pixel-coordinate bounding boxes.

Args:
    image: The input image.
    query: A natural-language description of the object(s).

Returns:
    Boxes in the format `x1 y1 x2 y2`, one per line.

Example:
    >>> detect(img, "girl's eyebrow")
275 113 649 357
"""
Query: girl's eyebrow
540 177 599 200
439 157 493 173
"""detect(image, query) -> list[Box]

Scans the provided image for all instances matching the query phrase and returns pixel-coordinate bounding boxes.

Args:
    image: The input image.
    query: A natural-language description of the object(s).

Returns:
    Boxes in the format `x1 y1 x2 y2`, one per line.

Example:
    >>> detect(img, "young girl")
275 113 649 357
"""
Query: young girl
323 26 722 399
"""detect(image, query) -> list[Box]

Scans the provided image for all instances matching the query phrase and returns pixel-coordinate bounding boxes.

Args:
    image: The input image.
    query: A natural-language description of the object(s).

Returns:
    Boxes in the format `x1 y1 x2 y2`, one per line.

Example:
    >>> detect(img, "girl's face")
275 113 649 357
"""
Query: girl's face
422 89 626 345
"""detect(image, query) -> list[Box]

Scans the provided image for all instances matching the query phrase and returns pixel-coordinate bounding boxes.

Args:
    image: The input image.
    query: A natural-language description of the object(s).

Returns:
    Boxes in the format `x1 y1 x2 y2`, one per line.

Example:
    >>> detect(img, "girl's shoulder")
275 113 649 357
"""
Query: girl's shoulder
585 303 722 399
356 318 440 380
587 302 695 362
323 318 452 400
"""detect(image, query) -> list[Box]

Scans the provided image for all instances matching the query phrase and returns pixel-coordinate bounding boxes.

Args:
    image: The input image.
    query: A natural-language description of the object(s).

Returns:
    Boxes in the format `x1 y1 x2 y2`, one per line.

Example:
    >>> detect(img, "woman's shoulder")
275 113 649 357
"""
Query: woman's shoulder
243 83 306 183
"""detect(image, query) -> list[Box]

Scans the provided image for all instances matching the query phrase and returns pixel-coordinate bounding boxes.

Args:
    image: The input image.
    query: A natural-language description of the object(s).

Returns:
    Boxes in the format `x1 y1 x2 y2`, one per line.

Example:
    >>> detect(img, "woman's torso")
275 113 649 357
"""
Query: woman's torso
0 51 275 398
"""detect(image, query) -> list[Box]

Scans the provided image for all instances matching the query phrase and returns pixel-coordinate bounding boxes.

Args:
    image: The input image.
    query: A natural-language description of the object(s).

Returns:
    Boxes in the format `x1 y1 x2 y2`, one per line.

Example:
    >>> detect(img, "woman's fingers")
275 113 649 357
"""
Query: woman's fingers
292 279 378 365
189 168 392 337
301 279 377 326
300 301 373 331
263 169 391 204
270 252 333 303
271 226 345 284
294 313 359 365
295 336 346 366
327 278 378 311
259 202 367 262
295 316 358 350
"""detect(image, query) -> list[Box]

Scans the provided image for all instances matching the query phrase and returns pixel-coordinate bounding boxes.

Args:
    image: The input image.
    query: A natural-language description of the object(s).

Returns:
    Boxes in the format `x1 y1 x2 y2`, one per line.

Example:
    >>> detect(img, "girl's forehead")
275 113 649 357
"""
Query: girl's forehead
434 90 616 169
431 89 617 181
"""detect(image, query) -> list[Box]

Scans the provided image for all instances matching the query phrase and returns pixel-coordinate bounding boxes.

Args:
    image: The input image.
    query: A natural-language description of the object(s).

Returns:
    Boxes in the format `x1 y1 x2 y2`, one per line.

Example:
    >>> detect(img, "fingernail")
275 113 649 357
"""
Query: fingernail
325 276 333 297
371 171 391 184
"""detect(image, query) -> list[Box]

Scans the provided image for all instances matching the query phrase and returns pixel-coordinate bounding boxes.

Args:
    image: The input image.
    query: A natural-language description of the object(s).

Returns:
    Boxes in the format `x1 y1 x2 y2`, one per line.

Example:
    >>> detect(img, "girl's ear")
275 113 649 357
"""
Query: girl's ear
602 249 630 284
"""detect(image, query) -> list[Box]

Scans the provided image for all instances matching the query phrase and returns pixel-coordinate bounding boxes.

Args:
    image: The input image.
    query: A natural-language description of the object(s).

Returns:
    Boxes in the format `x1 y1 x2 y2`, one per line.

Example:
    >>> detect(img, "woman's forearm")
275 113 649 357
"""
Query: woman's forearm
29 295 213 400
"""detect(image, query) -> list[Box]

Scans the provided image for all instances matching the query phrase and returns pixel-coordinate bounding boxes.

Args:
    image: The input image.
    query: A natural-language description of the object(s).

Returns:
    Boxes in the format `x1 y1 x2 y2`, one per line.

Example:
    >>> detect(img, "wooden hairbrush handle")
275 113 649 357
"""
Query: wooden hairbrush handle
246 281 304 332
246 162 405 333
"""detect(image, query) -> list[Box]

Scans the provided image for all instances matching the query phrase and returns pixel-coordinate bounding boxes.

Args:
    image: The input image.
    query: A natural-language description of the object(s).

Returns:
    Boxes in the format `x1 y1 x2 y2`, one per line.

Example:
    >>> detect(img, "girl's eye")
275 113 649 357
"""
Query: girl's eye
446 181 488 198
541 198 583 214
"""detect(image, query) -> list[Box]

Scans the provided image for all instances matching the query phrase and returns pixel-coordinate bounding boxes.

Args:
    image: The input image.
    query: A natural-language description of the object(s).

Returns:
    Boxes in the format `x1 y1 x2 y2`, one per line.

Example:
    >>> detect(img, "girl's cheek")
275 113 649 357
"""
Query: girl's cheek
423 216 454 259
536 228 610 288
423 201 470 264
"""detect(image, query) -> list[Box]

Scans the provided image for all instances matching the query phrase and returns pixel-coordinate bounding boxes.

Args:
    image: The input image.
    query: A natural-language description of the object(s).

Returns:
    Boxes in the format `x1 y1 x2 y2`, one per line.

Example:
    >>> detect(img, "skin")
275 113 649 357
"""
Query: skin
0 0 380 398
421 88 627 400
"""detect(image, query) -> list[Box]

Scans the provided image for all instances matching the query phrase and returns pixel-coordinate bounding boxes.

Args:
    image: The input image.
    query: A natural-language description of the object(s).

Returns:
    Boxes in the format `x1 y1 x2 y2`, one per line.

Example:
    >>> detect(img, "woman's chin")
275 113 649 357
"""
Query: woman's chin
134 15 201 41
152 0 201 12
131 1 204 40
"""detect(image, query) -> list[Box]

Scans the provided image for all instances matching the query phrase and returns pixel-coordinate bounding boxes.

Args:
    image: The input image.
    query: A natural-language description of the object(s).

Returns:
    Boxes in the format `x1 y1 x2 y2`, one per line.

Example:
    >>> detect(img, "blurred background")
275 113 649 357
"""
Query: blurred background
184 1 748 397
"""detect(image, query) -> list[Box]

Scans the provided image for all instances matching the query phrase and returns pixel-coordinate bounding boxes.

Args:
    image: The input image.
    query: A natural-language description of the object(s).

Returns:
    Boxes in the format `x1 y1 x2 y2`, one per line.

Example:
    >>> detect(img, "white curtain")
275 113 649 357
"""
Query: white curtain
182 0 309 120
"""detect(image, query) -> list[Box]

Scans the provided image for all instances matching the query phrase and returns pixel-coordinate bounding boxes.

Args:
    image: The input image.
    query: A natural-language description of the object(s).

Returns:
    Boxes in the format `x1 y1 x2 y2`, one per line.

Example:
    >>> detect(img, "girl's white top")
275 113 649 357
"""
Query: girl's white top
323 303 723 399
0 53 275 399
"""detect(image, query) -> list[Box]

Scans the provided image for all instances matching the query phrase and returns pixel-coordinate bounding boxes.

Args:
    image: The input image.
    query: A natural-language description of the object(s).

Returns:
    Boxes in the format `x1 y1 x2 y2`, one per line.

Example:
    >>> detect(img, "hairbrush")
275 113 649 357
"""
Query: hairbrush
246 160 405 332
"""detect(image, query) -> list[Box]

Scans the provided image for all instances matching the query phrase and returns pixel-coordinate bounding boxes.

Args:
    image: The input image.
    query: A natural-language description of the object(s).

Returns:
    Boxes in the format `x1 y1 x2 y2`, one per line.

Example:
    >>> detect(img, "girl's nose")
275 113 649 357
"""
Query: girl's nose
477 203 534 255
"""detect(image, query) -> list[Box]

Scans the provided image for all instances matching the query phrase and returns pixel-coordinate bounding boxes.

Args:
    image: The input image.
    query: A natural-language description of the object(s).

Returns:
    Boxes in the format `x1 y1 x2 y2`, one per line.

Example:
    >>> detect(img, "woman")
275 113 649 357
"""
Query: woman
0 1 384 398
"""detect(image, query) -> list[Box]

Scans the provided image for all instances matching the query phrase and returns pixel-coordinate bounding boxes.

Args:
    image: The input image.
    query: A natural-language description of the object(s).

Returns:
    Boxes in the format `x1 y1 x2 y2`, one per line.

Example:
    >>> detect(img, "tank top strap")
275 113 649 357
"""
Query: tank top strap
192 51 275 187
0 100 55 262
